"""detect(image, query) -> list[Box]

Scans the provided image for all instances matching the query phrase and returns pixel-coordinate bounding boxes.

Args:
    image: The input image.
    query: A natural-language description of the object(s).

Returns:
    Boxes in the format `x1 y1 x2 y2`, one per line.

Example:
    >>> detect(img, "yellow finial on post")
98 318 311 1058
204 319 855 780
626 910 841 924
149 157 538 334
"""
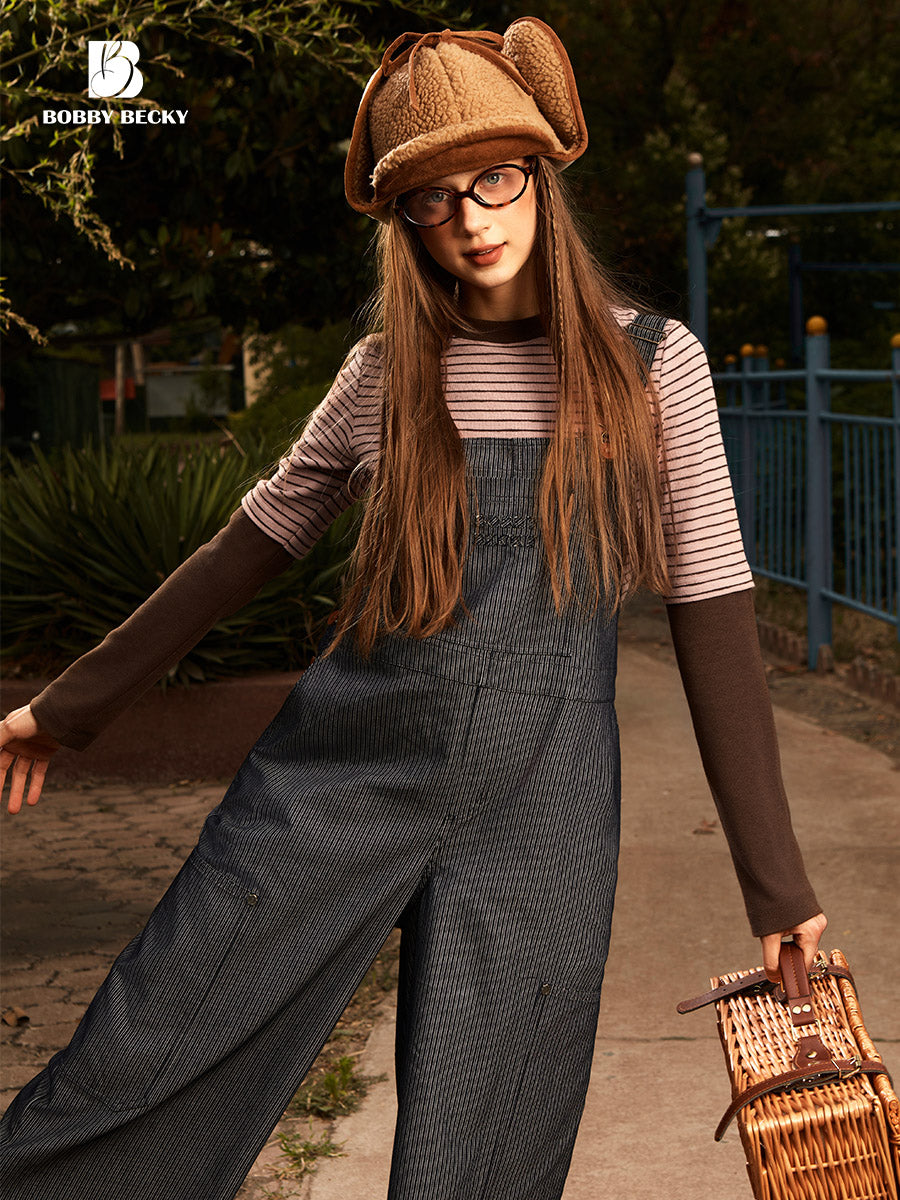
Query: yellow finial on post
806 316 828 336
740 343 755 358
890 332 900 349
755 345 768 357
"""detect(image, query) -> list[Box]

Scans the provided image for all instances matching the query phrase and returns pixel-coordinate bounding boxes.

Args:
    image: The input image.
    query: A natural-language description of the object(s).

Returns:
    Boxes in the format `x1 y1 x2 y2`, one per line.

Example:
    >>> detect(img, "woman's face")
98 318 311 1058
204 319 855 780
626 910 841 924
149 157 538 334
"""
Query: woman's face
411 157 539 321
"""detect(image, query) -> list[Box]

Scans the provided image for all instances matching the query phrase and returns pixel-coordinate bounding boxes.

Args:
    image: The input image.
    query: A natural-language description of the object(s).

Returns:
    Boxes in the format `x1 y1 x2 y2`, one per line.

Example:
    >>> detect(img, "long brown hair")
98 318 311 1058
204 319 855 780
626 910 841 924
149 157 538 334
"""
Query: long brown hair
325 157 670 657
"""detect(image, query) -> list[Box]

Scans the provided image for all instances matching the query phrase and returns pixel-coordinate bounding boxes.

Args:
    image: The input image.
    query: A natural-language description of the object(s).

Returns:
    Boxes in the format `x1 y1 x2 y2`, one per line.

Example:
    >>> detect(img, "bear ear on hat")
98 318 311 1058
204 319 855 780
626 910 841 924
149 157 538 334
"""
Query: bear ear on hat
502 16 587 162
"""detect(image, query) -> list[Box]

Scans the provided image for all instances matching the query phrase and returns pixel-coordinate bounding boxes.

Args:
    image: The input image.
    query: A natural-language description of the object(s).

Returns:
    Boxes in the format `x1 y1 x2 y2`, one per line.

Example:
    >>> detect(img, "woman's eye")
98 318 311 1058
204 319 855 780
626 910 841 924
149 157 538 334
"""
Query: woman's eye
480 171 504 187
423 189 451 206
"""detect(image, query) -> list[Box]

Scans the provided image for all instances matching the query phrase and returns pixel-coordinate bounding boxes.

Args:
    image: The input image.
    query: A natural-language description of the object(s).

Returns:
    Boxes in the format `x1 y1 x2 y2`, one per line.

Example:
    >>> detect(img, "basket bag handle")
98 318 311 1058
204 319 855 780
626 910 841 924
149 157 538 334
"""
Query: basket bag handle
676 940 856 1014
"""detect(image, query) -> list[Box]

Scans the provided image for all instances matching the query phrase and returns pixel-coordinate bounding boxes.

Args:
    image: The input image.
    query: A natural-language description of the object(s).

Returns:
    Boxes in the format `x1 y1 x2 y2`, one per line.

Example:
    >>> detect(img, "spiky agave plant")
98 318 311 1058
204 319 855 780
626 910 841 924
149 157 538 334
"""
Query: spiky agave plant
1 439 359 684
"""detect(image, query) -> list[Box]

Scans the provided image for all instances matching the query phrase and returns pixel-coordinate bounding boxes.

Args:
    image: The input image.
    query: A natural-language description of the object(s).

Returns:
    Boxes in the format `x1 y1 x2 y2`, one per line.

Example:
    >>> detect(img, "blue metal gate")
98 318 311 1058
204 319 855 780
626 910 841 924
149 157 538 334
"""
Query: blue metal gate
714 321 900 668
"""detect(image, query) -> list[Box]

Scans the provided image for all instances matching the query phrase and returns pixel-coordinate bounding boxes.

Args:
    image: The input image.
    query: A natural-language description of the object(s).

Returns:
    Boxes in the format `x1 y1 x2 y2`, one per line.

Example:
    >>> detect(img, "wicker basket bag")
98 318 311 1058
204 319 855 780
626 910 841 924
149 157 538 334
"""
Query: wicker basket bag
679 941 899 1199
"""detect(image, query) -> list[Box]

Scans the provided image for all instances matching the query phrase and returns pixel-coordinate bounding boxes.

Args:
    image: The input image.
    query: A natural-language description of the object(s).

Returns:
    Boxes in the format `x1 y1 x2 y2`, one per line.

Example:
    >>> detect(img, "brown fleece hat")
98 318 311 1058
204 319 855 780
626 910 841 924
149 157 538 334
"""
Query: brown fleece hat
345 16 588 222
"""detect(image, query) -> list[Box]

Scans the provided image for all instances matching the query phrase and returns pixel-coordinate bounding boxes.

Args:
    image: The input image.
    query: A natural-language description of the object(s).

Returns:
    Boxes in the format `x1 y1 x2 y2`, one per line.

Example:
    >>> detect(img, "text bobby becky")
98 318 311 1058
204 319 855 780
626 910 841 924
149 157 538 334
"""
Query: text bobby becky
42 109 189 125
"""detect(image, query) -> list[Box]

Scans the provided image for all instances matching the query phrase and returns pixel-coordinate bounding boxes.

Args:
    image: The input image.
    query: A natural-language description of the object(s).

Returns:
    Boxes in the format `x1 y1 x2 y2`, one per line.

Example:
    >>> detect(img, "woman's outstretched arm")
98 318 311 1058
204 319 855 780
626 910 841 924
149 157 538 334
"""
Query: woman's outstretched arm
1 340 375 814
1 510 292 813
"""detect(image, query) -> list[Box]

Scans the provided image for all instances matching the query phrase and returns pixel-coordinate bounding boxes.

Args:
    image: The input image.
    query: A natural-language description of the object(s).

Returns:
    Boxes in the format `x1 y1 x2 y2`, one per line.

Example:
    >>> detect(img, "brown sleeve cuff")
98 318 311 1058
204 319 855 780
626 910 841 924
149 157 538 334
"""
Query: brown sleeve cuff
666 589 821 937
30 510 293 750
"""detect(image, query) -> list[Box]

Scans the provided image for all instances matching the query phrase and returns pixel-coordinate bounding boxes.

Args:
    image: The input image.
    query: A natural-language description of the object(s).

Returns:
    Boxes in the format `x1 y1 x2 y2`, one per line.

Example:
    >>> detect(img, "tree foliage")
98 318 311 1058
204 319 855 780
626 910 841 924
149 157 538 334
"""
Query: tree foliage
2 0 897 359
472 0 900 358
0 0 457 347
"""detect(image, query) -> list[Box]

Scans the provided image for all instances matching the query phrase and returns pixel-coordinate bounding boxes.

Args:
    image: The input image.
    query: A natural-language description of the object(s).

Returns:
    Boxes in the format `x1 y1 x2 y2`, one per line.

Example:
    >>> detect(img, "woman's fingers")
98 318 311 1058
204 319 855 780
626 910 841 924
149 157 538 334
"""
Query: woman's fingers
26 757 50 806
1 707 60 814
792 911 828 969
760 933 783 983
4 752 35 815
0 749 14 810
4 753 50 814
760 911 828 983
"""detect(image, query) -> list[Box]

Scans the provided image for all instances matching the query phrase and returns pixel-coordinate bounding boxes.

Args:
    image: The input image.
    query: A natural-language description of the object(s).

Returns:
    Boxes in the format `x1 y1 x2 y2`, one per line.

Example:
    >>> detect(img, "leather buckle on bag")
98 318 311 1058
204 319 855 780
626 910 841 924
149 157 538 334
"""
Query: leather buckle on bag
783 1055 861 1092
837 1055 862 1082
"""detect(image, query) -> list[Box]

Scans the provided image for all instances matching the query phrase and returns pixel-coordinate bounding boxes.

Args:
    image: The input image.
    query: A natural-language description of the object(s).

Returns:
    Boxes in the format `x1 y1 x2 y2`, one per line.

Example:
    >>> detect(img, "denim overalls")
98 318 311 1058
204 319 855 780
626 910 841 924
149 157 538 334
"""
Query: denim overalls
1 320 668 1200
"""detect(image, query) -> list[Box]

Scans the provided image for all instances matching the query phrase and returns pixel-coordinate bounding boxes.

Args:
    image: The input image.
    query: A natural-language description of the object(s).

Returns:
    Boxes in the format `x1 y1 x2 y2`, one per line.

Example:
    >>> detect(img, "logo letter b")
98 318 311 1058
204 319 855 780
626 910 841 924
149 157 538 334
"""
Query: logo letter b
88 41 144 99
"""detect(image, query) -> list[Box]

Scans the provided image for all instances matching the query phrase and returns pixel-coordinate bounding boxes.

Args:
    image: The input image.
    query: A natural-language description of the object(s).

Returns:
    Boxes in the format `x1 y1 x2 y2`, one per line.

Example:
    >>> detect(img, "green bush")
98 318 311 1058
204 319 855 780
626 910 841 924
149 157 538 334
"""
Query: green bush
2 439 360 684
228 320 356 455
228 378 335 459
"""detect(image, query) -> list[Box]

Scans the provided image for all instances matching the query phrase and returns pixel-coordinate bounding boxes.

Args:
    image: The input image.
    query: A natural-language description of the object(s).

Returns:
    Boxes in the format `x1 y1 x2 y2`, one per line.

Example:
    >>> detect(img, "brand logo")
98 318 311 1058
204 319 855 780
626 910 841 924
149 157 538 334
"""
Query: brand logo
40 39 189 126
88 41 143 99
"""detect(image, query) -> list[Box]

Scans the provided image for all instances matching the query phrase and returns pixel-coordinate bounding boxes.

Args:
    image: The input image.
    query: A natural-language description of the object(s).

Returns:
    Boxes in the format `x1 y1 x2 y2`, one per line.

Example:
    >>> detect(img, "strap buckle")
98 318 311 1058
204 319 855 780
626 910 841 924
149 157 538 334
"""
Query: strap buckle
807 955 829 981
838 1054 861 1082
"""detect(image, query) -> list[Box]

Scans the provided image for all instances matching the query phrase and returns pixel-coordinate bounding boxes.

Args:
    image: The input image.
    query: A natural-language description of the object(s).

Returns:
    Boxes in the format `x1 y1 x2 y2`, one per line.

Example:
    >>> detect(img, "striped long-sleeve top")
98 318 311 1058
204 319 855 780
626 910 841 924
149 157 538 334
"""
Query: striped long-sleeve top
241 311 753 604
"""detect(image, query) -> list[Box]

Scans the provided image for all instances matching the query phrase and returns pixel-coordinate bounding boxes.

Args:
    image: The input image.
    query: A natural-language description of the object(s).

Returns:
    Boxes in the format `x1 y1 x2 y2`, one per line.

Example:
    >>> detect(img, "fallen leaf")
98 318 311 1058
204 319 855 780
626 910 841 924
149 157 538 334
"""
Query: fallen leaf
693 818 718 835
2 1006 29 1026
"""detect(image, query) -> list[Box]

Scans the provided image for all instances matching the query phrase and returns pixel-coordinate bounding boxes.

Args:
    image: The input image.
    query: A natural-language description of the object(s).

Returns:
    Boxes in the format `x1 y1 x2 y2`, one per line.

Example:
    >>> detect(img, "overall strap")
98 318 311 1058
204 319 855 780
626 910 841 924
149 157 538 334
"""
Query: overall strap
625 312 669 371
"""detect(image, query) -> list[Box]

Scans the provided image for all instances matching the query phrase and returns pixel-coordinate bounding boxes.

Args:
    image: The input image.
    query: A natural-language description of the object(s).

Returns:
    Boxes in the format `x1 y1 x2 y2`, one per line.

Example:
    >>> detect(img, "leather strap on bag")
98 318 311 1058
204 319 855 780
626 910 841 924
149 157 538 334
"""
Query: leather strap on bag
677 959 856 1014
714 1056 889 1140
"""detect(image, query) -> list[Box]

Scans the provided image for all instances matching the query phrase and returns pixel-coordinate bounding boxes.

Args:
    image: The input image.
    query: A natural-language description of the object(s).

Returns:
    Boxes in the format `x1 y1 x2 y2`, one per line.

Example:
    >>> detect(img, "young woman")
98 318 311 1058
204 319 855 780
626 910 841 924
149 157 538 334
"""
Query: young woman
0 18 826 1200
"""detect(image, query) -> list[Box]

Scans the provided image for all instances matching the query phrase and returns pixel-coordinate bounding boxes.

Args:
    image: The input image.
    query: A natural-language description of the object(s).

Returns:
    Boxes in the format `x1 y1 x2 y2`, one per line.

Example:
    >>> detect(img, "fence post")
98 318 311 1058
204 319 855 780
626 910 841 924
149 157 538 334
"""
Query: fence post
723 353 737 408
893 333 900 643
805 317 832 668
738 343 756 561
114 341 127 437
755 344 770 408
686 153 708 350
788 241 804 365
773 357 787 408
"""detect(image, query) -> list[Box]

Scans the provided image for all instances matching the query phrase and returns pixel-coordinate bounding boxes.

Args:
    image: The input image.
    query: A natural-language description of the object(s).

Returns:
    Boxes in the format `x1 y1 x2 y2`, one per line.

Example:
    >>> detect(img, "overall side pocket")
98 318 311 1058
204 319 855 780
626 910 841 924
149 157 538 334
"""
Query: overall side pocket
54 849 262 1112
480 979 603 1198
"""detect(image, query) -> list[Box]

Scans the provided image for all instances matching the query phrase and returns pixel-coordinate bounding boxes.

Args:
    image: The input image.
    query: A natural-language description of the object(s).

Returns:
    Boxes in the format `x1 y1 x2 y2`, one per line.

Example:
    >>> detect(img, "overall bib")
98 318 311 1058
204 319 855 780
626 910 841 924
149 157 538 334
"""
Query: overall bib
1 437 625 1200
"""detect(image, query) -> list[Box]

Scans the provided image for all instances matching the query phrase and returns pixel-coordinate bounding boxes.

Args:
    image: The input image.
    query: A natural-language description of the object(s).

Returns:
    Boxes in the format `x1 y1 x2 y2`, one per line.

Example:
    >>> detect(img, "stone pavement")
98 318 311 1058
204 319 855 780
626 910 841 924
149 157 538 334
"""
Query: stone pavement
2 639 898 1198
0 779 226 1112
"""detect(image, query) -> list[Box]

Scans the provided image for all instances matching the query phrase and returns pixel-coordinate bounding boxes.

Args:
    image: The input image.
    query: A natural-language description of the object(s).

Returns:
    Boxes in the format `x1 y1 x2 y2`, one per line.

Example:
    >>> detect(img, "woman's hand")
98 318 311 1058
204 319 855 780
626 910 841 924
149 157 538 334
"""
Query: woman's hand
0 706 60 814
760 911 828 984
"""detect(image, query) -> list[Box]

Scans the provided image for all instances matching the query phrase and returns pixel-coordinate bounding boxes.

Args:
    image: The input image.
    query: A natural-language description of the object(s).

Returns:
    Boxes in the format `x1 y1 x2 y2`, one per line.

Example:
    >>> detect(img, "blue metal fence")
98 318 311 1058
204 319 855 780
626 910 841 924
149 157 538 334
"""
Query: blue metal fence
714 321 900 668
685 154 900 352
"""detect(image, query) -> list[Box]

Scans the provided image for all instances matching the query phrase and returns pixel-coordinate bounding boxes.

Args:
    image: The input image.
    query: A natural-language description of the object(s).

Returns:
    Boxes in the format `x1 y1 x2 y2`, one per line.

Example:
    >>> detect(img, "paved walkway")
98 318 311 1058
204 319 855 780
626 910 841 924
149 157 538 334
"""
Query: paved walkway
304 643 900 1200
2 642 898 1198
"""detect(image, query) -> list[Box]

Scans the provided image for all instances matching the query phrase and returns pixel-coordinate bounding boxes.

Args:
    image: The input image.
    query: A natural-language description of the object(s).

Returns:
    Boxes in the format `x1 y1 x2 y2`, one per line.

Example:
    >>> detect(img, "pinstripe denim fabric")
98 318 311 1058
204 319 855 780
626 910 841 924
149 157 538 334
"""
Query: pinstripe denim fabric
1 438 622 1200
